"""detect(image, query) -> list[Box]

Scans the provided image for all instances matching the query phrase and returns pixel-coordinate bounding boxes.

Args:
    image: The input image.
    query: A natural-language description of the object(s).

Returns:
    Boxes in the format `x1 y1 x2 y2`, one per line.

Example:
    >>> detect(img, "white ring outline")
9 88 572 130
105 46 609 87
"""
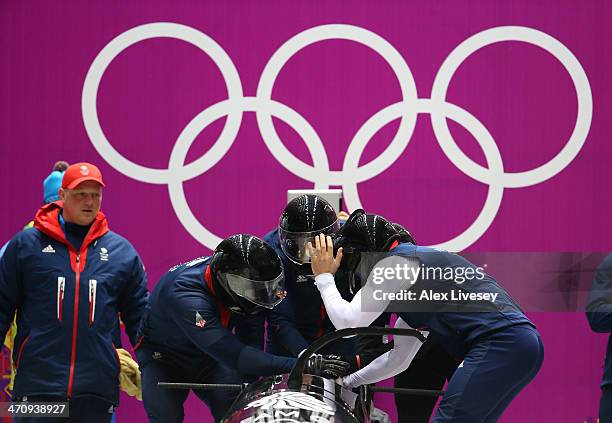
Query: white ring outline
342 99 505 251
256 24 418 186
81 23 593 251
431 26 592 188
82 22 244 184
167 97 331 247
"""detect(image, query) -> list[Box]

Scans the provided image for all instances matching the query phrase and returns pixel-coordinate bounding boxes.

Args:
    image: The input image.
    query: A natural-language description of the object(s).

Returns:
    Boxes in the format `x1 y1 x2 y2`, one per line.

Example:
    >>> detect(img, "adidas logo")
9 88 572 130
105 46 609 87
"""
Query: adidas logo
42 245 55 253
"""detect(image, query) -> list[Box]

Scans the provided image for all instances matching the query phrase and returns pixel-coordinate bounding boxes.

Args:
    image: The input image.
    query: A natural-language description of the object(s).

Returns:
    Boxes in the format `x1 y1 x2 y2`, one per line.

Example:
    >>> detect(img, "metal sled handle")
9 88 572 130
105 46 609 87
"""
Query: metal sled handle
158 382 245 391
287 327 428 390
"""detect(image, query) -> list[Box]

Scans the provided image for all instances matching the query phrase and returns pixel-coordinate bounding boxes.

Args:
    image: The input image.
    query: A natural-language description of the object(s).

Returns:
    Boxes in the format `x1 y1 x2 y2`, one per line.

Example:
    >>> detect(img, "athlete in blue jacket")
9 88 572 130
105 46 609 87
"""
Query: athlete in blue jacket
136 234 350 423
309 210 544 423
586 253 612 422
262 195 357 358
0 162 148 422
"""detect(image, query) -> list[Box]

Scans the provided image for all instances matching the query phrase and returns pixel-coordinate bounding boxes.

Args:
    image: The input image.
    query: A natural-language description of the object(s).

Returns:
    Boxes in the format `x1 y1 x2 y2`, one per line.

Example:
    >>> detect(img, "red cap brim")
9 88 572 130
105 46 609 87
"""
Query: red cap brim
65 176 105 189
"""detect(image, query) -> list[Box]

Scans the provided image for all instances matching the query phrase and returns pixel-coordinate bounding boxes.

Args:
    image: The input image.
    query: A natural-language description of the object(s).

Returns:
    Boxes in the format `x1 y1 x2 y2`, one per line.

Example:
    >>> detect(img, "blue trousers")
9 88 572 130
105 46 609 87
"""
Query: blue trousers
140 347 242 423
395 340 458 423
601 386 612 423
433 324 544 423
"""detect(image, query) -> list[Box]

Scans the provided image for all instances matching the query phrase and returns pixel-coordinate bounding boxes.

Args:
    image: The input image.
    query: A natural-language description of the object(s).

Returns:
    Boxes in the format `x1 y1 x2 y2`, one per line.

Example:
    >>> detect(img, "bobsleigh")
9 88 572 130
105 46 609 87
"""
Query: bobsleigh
223 373 367 423
160 327 437 423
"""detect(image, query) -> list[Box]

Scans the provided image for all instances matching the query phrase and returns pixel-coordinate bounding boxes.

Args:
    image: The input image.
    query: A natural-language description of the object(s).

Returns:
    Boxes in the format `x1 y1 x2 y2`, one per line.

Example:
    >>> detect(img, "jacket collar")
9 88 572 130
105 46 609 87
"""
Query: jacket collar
33 201 109 250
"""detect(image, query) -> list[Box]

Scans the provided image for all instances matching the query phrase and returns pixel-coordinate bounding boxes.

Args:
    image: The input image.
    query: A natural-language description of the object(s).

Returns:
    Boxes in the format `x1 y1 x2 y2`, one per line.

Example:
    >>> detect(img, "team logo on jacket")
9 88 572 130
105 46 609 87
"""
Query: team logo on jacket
42 245 55 253
195 311 206 328
99 247 109 261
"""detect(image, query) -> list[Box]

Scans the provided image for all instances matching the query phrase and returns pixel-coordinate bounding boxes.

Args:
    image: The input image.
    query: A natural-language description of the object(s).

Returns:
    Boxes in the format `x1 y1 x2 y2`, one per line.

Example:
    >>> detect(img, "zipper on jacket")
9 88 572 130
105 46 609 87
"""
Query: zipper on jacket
57 277 65 321
88 279 97 326
15 335 31 369
67 252 81 398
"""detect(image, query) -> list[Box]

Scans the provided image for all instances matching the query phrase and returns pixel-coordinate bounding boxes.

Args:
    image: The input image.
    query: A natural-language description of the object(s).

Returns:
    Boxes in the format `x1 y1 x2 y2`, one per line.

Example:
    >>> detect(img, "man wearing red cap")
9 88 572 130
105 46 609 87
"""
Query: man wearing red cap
0 162 148 422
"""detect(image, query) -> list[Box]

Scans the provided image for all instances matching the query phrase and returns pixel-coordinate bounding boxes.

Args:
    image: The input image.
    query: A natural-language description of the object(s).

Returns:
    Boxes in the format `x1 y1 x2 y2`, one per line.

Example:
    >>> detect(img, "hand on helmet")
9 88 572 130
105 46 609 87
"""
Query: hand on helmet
307 234 343 276
304 353 351 379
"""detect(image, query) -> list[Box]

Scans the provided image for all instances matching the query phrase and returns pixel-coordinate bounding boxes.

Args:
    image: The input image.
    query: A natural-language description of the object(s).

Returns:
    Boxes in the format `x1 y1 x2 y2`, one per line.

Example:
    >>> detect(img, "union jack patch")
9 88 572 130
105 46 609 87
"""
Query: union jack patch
195 311 206 328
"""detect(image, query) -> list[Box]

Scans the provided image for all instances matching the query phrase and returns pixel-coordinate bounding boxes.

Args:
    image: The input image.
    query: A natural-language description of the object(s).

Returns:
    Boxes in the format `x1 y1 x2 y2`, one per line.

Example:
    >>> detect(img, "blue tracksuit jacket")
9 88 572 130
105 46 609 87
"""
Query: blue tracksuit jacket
0 202 148 404
136 256 296 376
392 243 534 358
262 229 356 356
586 253 612 388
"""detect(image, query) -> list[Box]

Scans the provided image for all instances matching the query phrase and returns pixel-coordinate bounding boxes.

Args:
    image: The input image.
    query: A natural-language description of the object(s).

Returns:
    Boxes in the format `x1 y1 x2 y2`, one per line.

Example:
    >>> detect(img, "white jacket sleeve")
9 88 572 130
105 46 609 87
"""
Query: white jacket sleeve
341 317 427 388
314 273 382 328
314 255 419 329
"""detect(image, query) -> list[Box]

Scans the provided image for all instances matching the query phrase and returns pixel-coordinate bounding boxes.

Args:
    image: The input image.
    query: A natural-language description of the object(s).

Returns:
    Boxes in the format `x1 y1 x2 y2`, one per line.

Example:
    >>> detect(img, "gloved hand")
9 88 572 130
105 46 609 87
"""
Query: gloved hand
325 354 360 373
117 348 142 401
304 354 351 379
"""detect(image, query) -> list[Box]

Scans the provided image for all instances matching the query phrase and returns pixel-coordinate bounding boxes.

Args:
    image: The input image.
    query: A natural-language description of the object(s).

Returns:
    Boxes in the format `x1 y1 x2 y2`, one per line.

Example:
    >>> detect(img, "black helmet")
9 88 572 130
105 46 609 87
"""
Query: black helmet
333 209 400 276
209 234 286 315
333 209 399 252
278 194 340 265
391 222 417 245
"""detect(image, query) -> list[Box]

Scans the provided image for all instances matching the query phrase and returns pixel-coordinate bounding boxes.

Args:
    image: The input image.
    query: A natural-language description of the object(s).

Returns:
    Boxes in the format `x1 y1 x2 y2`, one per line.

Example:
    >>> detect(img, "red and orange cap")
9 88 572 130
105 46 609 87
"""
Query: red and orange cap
61 162 105 189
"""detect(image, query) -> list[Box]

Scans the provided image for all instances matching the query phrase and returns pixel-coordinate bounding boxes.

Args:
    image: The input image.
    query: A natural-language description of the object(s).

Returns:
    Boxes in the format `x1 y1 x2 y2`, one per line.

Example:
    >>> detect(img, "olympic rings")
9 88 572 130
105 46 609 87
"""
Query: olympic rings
82 23 592 251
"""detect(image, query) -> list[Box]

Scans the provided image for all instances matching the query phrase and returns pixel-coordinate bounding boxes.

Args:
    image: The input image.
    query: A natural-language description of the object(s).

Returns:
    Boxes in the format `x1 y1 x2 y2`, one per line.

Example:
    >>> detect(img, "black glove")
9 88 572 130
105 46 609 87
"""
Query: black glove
325 354 361 373
304 354 351 379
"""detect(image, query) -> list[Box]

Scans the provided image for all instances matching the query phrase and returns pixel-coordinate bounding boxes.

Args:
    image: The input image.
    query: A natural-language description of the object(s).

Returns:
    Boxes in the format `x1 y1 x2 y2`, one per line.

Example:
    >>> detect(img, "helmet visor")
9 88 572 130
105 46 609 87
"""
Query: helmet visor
223 271 286 309
279 220 340 264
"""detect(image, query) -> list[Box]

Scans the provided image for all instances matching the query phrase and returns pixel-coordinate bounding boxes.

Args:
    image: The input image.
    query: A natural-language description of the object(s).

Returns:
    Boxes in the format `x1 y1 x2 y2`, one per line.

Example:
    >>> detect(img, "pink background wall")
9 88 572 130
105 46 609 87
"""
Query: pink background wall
1 1 610 421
